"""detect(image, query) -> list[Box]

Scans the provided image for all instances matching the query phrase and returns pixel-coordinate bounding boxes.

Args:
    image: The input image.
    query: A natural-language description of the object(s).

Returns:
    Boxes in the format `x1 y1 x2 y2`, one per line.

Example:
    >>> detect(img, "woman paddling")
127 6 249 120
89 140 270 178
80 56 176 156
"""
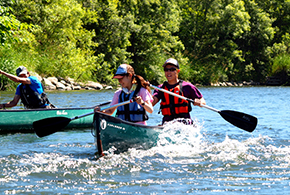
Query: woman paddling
94 64 153 125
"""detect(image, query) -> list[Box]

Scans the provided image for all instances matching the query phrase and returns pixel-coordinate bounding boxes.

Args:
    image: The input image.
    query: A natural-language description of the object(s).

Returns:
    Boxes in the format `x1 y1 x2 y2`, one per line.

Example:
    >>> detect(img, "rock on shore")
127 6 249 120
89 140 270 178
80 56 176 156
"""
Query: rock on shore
34 73 262 91
210 81 260 87
35 74 113 91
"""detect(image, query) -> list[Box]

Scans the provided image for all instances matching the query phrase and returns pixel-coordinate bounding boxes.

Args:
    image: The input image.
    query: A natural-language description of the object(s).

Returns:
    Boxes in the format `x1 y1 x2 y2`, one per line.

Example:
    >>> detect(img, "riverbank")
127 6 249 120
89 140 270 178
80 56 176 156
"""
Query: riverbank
37 74 286 91
38 75 113 91
209 81 260 87
209 76 288 86
42 76 259 91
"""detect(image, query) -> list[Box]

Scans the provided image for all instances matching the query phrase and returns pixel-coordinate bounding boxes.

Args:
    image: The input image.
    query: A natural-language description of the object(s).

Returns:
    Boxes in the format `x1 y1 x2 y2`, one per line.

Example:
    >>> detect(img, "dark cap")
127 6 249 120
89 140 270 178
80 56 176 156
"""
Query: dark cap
162 58 179 69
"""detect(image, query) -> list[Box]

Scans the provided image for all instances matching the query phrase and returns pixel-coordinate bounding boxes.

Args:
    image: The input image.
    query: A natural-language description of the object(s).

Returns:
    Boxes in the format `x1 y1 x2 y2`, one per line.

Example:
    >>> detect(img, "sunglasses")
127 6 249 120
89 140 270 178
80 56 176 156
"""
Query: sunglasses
164 67 177 72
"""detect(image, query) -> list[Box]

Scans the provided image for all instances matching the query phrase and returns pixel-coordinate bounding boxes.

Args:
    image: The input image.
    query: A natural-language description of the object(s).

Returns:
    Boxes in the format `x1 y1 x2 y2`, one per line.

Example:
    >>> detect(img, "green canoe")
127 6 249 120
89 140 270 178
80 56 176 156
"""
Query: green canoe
93 112 163 154
0 101 111 134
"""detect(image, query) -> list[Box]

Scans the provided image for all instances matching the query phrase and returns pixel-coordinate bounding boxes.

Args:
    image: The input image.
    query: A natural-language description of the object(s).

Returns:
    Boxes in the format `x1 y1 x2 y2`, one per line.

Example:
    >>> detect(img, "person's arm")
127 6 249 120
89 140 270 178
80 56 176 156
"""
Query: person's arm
152 96 159 106
193 97 206 107
183 82 206 107
0 70 31 84
152 87 161 106
94 106 117 115
134 96 154 114
94 90 120 115
0 95 21 109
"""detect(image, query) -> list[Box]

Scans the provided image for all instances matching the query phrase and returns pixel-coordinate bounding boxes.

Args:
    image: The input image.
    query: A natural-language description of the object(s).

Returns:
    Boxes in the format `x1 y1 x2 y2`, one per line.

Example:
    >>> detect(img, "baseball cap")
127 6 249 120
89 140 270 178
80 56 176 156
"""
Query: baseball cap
162 58 179 69
16 66 28 76
113 64 134 79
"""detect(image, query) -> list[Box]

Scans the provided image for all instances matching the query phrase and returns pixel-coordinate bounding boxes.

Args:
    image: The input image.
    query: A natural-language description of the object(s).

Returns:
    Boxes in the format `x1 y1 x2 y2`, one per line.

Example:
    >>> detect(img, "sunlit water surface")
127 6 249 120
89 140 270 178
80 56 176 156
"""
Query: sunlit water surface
0 87 289 194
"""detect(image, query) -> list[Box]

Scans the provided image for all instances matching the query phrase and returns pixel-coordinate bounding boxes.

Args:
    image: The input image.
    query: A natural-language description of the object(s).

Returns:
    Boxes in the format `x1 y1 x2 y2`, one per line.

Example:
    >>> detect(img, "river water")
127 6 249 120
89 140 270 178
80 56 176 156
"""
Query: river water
0 86 289 194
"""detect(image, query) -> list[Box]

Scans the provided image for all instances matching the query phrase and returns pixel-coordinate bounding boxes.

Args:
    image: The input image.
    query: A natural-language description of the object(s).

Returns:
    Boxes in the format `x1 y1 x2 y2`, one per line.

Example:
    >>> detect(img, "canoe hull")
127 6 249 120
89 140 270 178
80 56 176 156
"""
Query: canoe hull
0 107 96 133
93 112 163 153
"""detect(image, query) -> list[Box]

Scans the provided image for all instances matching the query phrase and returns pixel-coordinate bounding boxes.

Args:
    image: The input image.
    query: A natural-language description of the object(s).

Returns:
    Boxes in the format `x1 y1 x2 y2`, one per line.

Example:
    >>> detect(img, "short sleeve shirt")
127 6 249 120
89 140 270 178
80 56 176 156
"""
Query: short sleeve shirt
15 76 44 96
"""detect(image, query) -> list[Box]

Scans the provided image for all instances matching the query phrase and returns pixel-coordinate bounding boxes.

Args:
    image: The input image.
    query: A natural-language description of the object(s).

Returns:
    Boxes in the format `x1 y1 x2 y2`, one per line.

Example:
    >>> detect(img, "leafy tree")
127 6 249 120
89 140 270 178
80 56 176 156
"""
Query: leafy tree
0 1 31 90
0 48 18 90
256 0 290 45
81 0 187 84
179 0 251 83
178 0 275 83
1 0 288 88
11 0 97 81
117 0 186 84
0 2 21 46
236 0 275 82
80 0 133 84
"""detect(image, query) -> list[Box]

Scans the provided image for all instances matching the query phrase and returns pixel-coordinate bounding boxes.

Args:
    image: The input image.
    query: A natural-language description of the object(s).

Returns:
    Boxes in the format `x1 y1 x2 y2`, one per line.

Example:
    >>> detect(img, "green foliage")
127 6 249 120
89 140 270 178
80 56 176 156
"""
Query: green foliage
0 45 20 90
12 0 97 81
82 0 133 84
271 54 290 84
238 0 275 82
0 4 21 46
272 54 290 73
0 0 289 91
178 0 276 83
117 0 186 81
0 58 17 90
80 0 188 85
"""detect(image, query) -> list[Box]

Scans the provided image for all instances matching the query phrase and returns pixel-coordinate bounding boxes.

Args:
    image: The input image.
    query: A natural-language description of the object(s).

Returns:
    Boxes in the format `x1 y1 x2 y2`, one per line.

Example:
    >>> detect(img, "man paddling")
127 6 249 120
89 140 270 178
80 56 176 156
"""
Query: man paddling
0 66 54 109
152 58 206 124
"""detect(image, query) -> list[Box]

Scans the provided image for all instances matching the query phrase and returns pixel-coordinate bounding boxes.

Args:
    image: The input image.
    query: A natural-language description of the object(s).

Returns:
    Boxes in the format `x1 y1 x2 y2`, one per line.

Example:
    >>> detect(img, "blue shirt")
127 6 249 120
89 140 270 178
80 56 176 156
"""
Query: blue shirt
15 76 48 108
15 76 44 96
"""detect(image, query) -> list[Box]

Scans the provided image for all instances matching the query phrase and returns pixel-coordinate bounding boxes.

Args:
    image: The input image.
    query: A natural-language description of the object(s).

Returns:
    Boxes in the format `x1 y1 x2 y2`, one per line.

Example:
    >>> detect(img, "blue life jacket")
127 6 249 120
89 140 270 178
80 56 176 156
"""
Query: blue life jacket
116 86 148 122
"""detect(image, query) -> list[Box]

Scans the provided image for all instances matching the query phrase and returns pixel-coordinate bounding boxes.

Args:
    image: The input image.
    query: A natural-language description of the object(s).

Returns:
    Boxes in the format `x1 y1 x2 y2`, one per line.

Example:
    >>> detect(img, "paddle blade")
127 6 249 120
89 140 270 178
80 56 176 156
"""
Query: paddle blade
219 110 258 132
33 117 71 137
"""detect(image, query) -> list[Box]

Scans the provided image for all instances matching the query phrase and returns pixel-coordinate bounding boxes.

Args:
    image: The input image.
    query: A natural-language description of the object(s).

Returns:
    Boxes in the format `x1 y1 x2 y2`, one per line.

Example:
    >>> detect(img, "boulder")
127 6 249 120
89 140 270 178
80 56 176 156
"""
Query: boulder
72 85 82 90
105 86 113 90
85 81 103 90
56 82 66 90
47 77 59 85
43 78 57 90
60 80 70 86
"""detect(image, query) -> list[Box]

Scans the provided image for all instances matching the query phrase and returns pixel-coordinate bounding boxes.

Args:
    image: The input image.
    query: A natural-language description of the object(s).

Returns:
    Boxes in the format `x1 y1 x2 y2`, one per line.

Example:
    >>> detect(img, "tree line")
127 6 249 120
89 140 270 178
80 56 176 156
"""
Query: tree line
0 0 289 90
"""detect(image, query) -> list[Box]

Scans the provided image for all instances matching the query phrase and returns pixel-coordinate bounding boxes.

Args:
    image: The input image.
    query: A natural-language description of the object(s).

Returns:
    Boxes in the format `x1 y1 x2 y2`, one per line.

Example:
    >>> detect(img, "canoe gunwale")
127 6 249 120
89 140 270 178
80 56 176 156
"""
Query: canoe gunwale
0 106 99 113
94 111 163 129
0 102 112 133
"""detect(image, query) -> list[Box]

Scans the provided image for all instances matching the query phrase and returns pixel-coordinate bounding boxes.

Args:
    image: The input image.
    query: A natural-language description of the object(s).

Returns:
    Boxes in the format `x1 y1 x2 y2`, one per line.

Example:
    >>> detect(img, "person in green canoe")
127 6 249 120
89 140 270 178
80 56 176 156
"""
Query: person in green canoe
152 58 206 124
0 66 54 109
95 64 153 125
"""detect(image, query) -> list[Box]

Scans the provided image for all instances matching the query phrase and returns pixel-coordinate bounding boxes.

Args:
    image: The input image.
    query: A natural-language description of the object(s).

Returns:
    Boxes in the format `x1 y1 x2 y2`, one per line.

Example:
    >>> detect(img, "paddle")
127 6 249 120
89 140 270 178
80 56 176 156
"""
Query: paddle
33 99 134 137
150 84 258 132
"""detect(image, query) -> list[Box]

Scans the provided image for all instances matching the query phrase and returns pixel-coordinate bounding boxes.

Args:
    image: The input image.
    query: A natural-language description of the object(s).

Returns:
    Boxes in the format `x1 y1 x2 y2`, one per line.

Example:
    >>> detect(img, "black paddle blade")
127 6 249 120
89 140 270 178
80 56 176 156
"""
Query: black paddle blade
33 117 72 137
219 110 258 132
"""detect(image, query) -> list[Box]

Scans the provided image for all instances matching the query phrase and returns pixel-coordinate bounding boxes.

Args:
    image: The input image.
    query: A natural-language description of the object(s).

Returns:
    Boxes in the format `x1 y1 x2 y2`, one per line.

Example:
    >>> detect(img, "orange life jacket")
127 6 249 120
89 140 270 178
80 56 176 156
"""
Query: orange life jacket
160 80 192 117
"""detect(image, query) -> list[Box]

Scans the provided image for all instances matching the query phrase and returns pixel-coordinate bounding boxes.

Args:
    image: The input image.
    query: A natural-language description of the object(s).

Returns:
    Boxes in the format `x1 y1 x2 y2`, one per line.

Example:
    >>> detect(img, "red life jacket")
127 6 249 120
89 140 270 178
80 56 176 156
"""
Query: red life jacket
160 80 192 117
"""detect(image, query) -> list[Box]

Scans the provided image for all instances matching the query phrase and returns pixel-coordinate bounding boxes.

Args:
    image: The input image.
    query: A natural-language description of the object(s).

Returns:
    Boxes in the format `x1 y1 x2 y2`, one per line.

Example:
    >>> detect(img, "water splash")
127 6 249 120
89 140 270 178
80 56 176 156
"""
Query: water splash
153 118 205 156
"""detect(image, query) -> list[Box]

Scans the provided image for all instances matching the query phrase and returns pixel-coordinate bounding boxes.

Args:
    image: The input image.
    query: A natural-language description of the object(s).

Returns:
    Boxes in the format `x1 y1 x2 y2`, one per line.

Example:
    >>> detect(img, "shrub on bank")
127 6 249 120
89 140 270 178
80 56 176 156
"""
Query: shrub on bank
271 54 290 85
